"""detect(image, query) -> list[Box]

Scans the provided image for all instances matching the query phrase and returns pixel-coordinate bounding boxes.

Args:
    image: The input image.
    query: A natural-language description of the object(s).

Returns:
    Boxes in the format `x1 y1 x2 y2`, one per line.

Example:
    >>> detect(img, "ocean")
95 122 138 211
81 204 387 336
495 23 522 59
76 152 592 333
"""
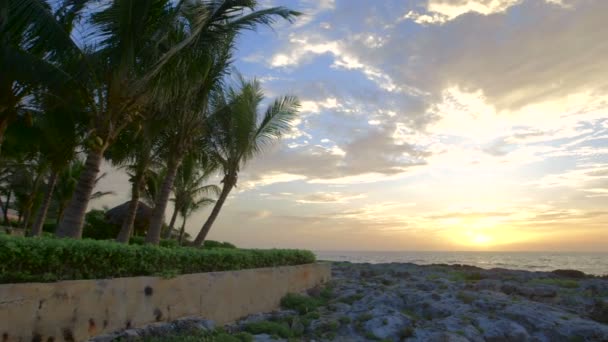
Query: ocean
315 251 608 276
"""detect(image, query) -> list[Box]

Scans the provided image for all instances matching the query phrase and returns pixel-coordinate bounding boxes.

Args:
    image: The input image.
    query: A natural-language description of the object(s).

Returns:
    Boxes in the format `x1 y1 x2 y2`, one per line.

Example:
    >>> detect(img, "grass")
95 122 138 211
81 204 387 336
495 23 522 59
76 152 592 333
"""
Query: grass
339 293 364 304
243 321 294 338
280 293 323 314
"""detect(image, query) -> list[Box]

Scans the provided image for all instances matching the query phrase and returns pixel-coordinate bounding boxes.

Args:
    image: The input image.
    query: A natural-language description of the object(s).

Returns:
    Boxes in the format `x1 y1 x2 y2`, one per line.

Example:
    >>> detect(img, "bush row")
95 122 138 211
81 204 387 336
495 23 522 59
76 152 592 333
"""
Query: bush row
0 235 315 283
128 236 236 249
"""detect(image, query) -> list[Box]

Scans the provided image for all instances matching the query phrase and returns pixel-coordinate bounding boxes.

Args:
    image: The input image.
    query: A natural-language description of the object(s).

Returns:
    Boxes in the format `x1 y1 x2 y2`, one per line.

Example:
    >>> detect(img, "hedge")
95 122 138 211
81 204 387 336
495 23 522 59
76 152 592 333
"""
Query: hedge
128 236 236 249
0 235 315 283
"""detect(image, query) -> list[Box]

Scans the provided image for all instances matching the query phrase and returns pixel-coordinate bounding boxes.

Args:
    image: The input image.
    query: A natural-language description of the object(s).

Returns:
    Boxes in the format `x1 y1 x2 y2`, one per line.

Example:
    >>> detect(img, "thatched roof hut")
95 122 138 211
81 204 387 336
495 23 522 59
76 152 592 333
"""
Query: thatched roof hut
104 201 153 232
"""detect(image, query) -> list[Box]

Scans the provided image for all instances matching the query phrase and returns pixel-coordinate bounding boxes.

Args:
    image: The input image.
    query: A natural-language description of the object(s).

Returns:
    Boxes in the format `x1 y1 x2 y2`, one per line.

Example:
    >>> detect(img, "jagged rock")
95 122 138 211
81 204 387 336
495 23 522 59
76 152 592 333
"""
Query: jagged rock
552 269 586 279
475 317 530 342
253 333 284 342
500 283 557 298
363 313 411 340
589 299 608 323
474 278 502 291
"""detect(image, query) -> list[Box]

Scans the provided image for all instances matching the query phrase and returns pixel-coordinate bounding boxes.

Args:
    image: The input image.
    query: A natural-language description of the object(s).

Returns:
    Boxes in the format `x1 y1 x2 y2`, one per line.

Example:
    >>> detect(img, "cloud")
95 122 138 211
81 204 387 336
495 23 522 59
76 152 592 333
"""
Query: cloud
295 192 366 204
403 0 569 25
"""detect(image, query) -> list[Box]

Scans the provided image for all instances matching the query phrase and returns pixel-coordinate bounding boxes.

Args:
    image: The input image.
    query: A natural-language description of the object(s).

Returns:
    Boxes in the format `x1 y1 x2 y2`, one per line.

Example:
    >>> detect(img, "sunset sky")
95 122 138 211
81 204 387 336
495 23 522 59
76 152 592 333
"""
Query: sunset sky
94 0 608 251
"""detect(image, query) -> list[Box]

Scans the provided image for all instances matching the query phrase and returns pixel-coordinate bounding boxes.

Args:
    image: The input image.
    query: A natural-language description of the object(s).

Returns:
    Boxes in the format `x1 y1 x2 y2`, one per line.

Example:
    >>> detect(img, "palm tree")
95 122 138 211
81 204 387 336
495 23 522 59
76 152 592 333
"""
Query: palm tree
106 115 165 243
56 0 300 240
50 159 113 225
178 194 215 244
144 2 300 245
29 91 84 236
0 0 84 155
164 153 219 239
192 77 299 246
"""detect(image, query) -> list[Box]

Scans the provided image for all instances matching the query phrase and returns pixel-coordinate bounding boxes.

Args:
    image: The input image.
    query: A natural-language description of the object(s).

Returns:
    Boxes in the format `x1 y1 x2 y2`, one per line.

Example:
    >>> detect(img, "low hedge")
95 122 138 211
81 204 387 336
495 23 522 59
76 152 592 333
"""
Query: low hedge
128 236 236 249
0 235 315 283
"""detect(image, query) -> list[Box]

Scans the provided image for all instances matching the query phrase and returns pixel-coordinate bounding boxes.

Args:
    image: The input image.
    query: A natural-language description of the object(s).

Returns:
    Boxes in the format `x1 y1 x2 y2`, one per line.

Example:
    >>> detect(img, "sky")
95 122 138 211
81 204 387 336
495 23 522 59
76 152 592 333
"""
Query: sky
94 0 608 252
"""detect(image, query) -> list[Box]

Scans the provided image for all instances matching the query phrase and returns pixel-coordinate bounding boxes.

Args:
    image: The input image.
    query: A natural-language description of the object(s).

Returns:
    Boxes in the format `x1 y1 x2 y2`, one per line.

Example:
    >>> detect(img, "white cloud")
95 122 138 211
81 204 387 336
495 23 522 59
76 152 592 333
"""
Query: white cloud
295 192 366 204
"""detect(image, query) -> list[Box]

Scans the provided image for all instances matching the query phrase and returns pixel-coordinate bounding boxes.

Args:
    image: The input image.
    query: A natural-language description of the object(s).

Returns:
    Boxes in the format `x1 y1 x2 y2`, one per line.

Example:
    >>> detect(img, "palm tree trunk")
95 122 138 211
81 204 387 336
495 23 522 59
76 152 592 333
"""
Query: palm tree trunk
30 170 58 237
21 170 43 231
3 190 11 225
56 148 104 238
164 205 179 239
192 174 235 247
116 169 145 243
178 216 187 244
56 203 65 225
146 157 181 245
0 116 9 160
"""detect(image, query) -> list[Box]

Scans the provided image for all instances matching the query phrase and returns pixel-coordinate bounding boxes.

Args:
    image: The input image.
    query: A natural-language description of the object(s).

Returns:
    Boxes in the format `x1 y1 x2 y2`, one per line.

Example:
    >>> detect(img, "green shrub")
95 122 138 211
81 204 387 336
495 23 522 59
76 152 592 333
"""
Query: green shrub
243 321 293 338
0 235 315 283
281 293 322 314
129 236 180 248
204 240 237 249
82 209 120 240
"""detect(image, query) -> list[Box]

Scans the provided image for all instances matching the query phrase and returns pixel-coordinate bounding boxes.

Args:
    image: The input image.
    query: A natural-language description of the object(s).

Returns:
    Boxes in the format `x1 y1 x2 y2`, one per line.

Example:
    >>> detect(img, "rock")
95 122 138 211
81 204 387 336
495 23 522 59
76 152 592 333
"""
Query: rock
416 282 436 291
589 299 608 323
500 283 519 295
500 283 556 299
172 317 214 332
476 317 530 342
410 330 471 342
518 285 557 298
474 279 501 292
473 298 507 312
363 313 411 340
253 333 284 342
552 269 586 279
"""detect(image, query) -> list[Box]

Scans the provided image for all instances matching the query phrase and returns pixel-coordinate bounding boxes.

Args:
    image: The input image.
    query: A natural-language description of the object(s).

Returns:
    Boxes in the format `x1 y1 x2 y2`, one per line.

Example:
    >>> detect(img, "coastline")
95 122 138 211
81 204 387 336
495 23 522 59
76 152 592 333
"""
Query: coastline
315 250 608 277
96 261 608 341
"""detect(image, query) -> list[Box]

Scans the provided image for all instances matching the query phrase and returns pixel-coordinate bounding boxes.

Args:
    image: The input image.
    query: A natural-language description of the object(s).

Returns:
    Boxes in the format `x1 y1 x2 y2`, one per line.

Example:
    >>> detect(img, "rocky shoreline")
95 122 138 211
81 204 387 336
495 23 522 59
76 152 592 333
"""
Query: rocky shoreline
94 262 608 341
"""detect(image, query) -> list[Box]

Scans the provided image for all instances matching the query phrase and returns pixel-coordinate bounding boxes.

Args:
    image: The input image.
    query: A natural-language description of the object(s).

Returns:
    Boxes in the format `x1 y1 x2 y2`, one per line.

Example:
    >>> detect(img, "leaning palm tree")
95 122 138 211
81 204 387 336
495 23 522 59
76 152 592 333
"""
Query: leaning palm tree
144 2 300 245
164 153 219 239
178 194 215 244
51 159 113 225
29 86 85 236
57 0 300 240
106 115 165 243
192 77 299 246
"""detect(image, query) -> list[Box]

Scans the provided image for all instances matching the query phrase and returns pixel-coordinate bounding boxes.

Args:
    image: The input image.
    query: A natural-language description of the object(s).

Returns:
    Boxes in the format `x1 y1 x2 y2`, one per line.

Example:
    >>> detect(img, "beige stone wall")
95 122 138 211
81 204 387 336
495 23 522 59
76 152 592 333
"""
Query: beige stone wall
0 263 331 342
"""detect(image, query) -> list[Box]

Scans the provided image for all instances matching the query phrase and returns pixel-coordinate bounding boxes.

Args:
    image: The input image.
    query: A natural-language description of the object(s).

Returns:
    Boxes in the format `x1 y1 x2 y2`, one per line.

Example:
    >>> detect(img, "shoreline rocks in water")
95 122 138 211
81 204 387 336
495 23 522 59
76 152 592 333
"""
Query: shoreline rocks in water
93 262 608 341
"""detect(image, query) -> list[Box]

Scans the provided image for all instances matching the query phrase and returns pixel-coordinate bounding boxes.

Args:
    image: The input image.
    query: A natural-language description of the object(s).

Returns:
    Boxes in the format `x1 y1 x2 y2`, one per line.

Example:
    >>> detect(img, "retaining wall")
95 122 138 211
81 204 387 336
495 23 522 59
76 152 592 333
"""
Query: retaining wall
0 263 331 341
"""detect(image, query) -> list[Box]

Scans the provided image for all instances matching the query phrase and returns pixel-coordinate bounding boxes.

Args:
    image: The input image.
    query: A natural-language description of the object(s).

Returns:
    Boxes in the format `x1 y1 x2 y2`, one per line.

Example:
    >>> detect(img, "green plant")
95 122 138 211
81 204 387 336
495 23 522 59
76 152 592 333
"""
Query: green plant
0 235 315 283
244 321 293 338
281 293 324 314
339 293 364 304
339 316 351 324
129 237 180 249
82 209 120 240
400 327 415 339
456 291 476 304
357 313 373 322
203 240 237 249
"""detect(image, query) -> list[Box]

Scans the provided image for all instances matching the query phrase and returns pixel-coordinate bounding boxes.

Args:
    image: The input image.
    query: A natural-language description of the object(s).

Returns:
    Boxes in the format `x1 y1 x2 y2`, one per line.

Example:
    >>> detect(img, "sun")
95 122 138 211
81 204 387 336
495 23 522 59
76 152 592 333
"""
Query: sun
471 233 492 245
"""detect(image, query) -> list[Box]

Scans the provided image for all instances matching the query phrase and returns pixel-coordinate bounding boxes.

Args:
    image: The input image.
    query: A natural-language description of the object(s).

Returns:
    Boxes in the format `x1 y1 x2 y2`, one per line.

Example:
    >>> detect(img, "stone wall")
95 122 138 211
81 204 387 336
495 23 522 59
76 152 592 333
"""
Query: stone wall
0 263 331 341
